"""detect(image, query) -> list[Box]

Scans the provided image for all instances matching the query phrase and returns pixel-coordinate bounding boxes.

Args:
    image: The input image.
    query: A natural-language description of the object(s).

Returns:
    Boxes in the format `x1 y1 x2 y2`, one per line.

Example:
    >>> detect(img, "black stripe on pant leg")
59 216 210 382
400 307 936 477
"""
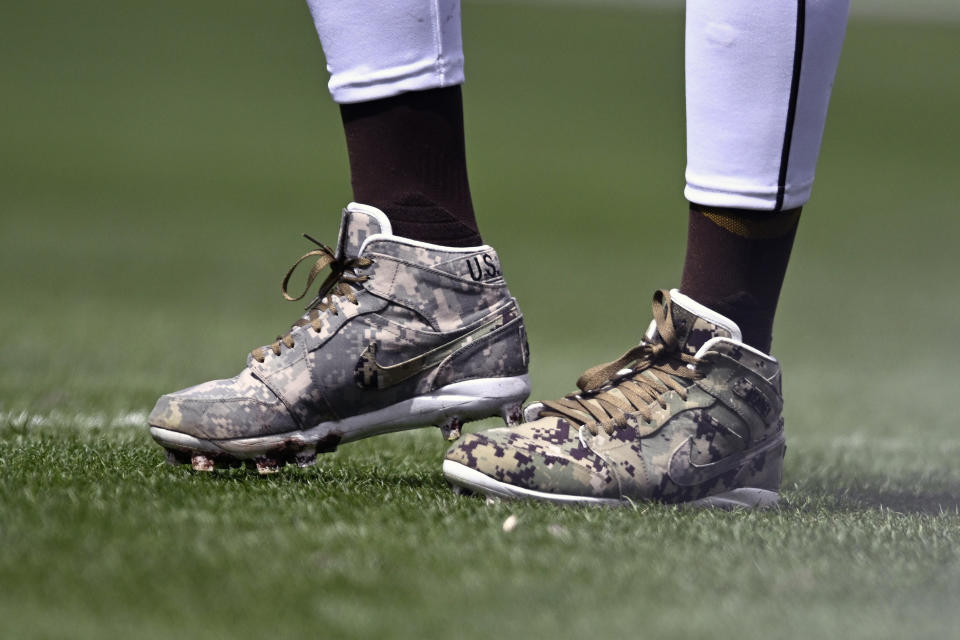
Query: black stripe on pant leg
775 0 806 211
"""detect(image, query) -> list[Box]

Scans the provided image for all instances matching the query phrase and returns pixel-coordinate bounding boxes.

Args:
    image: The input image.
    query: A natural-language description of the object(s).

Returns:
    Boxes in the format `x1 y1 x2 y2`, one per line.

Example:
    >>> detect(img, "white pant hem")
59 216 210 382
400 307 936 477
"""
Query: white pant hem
684 182 813 211
330 61 465 104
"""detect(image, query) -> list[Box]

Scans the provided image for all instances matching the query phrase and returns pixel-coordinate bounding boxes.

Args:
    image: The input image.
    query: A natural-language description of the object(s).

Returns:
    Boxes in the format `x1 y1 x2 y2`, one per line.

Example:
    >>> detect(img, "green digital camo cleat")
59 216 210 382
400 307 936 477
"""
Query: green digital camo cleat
149 203 530 473
444 289 785 508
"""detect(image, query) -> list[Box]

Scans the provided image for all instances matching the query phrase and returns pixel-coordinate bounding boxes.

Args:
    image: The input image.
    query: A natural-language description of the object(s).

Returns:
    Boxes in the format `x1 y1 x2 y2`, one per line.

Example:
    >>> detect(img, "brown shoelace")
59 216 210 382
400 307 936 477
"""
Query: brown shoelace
251 234 373 363
539 290 702 436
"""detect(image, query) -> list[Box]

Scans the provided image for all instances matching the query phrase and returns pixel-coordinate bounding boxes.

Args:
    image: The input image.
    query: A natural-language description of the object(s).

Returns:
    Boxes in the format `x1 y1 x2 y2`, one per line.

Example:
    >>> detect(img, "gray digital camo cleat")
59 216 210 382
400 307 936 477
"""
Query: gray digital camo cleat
444 289 785 509
149 203 530 473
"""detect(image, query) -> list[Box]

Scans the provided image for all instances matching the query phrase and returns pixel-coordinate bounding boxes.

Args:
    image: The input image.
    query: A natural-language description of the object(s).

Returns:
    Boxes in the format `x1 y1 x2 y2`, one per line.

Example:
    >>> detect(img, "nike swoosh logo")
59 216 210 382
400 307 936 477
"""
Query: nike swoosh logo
354 314 506 390
667 432 785 487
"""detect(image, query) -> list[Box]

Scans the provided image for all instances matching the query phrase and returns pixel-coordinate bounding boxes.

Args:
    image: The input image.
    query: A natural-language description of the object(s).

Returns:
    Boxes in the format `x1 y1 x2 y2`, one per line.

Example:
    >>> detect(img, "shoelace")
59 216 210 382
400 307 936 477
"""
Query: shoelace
251 234 373 363
539 291 702 436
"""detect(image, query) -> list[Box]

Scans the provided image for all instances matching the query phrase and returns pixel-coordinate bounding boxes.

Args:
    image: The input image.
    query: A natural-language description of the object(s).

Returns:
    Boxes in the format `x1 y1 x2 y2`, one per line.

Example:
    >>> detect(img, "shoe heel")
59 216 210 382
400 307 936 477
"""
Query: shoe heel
735 438 786 493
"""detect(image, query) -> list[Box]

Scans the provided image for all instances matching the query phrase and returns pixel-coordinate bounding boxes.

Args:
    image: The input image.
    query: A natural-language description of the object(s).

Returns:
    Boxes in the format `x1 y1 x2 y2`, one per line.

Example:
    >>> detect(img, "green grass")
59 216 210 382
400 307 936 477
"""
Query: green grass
2 2 959 638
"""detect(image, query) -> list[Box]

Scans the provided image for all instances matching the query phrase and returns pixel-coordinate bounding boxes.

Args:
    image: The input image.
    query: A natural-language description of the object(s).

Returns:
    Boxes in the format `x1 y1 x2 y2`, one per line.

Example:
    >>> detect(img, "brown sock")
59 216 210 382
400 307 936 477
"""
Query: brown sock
679 204 801 353
340 86 482 247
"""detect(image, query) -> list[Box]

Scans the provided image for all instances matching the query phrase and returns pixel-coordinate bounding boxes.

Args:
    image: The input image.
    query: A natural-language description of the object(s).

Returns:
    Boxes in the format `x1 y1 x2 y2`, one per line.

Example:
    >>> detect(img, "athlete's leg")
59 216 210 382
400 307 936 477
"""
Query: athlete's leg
442 1 851 507
681 0 850 352
306 0 481 246
148 1 531 471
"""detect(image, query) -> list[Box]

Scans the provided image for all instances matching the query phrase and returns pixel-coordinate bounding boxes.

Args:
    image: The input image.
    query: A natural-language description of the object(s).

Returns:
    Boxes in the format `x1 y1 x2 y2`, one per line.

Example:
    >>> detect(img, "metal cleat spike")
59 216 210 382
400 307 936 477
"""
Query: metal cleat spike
500 402 524 427
439 416 463 441
191 454 216 472
254 456 280 475
293 449 317 468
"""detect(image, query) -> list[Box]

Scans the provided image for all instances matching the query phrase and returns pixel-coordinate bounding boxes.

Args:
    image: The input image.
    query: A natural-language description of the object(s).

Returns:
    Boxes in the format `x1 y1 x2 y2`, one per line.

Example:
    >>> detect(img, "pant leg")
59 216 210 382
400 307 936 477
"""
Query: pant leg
684 0 850 211
306 0 465 104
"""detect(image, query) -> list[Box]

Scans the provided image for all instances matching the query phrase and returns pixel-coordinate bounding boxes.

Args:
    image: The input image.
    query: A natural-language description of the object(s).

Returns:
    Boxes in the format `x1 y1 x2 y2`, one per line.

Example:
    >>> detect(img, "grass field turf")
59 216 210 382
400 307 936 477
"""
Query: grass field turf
2 1 959 638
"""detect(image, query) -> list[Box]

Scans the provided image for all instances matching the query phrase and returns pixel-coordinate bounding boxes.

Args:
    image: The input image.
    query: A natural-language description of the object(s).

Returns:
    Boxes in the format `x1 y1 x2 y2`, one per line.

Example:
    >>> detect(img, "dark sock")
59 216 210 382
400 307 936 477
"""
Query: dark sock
339 86 482 247
679 204 801 353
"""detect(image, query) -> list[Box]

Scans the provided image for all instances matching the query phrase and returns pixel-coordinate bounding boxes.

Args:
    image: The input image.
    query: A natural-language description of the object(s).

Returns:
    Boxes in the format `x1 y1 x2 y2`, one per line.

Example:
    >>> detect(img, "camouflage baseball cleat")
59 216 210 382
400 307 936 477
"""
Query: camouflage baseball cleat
149 203 530 473
443 289 785 508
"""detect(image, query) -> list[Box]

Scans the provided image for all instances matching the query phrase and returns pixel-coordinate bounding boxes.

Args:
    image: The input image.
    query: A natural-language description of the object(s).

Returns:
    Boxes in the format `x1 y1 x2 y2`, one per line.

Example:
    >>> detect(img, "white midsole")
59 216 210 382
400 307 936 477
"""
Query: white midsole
442 460 622 505
150 374 530 457
441 460 779 509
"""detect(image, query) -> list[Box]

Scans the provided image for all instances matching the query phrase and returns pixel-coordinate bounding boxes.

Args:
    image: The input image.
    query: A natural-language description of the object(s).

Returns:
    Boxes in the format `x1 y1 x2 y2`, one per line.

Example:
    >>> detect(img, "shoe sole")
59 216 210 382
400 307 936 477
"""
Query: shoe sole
151 375 530 473
441 460 779 510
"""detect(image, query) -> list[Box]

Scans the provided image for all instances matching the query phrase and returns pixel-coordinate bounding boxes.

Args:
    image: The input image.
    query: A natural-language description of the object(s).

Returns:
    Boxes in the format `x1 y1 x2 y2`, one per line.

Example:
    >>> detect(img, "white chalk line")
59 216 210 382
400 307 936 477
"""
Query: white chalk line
0 409 149 430
2 409 960 458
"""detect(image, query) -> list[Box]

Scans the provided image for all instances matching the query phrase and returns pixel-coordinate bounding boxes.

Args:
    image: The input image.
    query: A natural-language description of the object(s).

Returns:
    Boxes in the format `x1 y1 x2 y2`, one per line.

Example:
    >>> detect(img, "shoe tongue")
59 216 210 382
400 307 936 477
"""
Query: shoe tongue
335 203 393 259
646 289 742 356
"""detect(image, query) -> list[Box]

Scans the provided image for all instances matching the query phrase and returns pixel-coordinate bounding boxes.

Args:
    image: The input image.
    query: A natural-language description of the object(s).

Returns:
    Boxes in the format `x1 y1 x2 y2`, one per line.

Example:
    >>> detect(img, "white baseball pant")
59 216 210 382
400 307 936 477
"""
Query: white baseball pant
306 0 849 211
